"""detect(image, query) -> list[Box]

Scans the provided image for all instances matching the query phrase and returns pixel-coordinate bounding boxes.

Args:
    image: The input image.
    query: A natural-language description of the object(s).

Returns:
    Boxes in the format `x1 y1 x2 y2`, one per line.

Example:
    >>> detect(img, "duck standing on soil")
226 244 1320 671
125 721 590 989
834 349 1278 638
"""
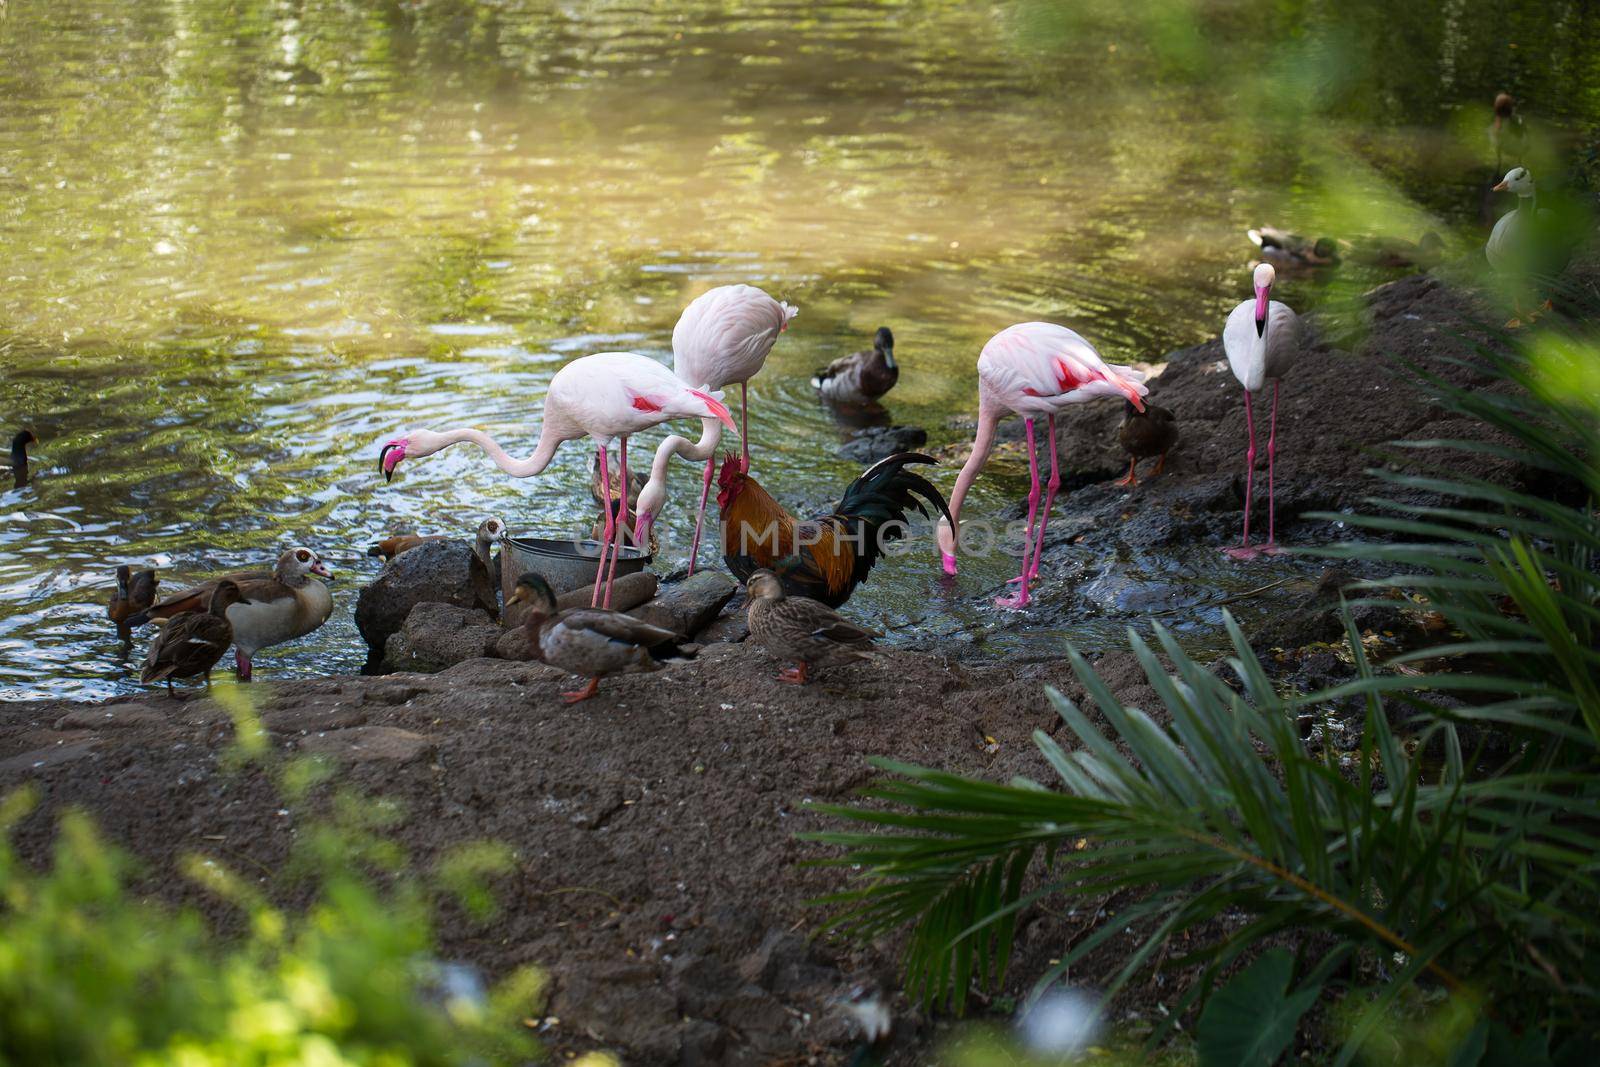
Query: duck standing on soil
1486 167 1574 327
745 570 879 685
812 326 898 406
937 322 1148 609
107 564 159 644
1222 263 1302 560
1116 401 1178 487
378 351 735 607
633 285 797 576
9 429 35 488
130 547 334 680
1248 226 1339 269
140 580 241 694
507 572 695 704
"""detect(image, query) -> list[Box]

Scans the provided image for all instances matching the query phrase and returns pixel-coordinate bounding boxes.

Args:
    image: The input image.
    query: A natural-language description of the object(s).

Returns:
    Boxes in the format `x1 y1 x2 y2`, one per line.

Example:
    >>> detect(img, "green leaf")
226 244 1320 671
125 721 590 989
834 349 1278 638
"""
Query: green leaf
1197 949 1322 1067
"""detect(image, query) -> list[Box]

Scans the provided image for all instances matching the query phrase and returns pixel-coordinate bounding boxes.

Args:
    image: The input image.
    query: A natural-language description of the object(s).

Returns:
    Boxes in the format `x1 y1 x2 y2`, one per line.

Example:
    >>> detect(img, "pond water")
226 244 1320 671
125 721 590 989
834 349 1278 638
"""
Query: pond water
3 0 1596 699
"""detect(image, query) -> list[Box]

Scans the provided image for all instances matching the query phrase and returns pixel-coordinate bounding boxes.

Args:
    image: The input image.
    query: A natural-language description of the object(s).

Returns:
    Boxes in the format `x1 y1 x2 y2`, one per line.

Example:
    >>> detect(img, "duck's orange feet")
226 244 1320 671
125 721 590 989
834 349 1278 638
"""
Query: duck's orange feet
777 663 809 685
562 678 601 704
1114 458 1139 488
1152 453 1168 478
1223 545 1263 561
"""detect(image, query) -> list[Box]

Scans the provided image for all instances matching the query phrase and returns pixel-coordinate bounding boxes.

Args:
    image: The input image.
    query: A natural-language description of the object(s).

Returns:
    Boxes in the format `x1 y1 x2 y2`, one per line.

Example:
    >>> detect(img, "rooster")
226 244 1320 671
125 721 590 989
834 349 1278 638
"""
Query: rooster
717 451 952 608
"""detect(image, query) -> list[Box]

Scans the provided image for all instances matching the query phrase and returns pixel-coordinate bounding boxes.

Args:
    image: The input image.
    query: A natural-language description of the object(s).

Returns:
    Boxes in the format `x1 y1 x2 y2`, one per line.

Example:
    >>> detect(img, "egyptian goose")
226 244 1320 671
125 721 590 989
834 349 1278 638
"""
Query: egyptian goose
744 570 878 684
1116 401 1179 487
369 518 504 567
141 580 242 693
131 547 333 680
507 573 695 704
813 326 899 405
107 564 160 643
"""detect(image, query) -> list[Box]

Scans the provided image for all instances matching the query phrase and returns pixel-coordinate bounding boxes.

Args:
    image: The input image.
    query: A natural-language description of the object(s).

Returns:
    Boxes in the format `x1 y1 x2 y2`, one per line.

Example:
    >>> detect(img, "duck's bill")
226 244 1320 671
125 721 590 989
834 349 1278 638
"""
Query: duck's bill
1492 180 1509 192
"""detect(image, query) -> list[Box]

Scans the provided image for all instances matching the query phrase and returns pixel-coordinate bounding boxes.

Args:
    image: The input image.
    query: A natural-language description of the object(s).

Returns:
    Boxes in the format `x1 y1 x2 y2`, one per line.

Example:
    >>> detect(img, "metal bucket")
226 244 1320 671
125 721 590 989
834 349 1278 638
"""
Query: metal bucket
499 534 653 602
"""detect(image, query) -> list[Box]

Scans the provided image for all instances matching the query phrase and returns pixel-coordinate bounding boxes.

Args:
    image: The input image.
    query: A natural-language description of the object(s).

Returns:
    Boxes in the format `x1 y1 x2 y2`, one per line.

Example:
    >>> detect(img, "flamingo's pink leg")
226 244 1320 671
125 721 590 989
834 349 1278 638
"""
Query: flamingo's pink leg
1264 379 1281 554
1027 414 1061 581
592 445 614 606
602 437 630 607
1224 392 1259 561
996 418 1039 609
687 457 714 577
740 381 750 473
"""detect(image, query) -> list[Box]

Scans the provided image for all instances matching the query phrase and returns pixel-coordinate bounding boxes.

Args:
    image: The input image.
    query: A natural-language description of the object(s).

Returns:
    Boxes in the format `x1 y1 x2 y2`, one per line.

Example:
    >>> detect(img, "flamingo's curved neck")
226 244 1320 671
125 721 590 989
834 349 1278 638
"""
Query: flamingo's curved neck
939 400 1002 569
638 418 724 506
436 427 560 478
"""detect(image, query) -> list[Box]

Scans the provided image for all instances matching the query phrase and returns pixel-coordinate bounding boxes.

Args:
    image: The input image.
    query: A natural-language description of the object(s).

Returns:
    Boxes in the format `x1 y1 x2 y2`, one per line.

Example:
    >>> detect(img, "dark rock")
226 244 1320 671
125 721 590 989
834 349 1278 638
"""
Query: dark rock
355 540 498 672
838 424 928 463
695 603 750 644
628 571 737 637
383 602 501 673
298 726 435 764
494 627 537 661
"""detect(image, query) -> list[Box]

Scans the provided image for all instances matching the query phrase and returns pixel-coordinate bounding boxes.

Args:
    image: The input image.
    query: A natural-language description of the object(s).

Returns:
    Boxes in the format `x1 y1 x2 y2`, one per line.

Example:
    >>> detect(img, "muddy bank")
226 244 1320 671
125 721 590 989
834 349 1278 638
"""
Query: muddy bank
1 645 1139 1064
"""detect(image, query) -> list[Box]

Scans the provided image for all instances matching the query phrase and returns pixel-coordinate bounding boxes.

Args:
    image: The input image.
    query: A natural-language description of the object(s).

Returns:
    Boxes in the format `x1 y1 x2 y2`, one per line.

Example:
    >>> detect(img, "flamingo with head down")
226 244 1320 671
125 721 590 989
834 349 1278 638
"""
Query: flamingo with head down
377 351 735 607
937 322 1148 610
633 284 797 571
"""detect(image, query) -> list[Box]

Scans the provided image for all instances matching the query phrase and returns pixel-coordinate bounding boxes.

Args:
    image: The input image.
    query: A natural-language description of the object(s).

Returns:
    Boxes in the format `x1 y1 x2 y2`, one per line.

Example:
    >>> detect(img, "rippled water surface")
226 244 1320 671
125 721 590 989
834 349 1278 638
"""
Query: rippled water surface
4 0 1596 698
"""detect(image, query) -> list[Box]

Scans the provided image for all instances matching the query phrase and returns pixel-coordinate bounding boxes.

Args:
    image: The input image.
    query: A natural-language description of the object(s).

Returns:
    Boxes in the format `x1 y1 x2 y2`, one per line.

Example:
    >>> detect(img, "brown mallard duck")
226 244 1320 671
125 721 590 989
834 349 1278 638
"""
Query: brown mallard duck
1247 226 1339 268
744 570 879 684
107 564 160 643
130 547 333 680
812 326 899 405
1116 400 1179 487
508 573 695 703
140 580 242 693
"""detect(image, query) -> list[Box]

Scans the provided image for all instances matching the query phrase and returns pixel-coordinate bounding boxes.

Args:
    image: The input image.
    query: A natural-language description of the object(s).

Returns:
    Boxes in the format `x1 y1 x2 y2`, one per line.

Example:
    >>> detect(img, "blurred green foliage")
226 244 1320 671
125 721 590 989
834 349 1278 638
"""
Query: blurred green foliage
0 688 543 1066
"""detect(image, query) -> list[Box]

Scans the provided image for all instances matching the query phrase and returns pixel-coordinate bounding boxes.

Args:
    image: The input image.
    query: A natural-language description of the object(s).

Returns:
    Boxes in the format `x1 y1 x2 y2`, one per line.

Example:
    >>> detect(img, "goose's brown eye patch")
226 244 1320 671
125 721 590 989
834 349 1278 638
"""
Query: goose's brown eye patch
296 549 311 563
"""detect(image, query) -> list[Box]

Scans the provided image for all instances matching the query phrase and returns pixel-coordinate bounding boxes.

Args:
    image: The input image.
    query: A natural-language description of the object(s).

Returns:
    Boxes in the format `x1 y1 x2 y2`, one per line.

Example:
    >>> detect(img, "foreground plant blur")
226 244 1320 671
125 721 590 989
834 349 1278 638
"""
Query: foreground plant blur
810 313 1600 1065
0 687 543 1066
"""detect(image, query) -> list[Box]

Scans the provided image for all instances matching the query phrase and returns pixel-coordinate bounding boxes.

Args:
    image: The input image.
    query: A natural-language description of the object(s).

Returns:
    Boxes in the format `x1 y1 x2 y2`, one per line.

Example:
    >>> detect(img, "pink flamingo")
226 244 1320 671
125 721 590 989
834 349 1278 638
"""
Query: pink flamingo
378 352 735 607
633 284 797 572
936 323 1148 610
1222 263 1302 560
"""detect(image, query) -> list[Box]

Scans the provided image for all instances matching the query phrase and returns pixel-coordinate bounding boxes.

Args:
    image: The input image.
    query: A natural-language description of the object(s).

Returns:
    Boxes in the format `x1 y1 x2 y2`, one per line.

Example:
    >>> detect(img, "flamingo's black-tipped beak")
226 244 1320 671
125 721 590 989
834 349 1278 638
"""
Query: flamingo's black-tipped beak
378 443 400 482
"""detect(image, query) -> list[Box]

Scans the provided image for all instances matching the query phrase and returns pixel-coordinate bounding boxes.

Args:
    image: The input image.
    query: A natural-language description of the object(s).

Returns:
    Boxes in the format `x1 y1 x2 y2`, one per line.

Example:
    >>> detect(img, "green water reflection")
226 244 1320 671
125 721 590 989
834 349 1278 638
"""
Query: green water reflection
2 0 1595 697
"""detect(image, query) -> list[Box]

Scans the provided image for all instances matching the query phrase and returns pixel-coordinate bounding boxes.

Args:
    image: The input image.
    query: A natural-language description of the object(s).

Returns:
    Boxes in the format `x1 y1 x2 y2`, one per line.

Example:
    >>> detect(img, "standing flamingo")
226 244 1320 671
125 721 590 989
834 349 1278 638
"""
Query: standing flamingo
633 285 797 571
937 323 1148 610
1222 263 1302 560
377 352 735 607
